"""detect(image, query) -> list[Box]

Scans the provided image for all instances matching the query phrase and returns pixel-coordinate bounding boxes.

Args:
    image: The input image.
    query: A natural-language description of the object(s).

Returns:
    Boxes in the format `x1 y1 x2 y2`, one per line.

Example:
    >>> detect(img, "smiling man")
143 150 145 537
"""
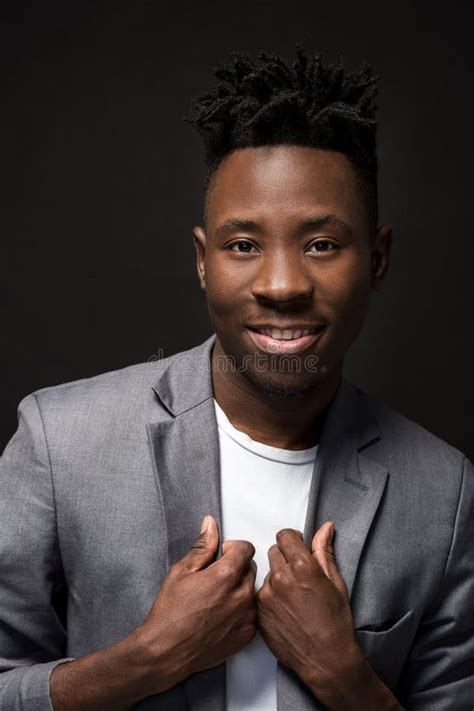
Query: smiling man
1 48 473 711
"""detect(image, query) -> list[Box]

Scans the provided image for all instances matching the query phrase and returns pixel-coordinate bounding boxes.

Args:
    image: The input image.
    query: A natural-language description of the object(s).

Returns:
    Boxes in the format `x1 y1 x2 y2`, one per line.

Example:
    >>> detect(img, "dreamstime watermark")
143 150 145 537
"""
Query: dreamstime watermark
147 349 327 375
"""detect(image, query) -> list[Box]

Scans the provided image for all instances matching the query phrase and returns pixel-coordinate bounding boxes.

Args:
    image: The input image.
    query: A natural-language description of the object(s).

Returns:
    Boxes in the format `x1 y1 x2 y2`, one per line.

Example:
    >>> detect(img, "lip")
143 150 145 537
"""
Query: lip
246 326 326 355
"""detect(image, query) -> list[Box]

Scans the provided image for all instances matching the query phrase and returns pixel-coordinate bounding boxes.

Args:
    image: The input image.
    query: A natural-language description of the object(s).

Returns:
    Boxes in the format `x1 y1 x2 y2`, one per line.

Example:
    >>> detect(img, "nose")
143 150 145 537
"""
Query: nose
250 252 314 303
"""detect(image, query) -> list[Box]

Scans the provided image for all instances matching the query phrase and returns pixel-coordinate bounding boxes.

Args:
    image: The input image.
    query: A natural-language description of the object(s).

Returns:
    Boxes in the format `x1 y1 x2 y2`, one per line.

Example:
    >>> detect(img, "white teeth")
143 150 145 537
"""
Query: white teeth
258 328 317 340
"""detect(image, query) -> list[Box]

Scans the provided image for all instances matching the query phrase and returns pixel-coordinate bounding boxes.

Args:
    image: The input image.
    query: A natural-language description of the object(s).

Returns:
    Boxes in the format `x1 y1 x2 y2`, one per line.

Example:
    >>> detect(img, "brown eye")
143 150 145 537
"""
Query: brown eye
229 240 256 253
308 240 338 253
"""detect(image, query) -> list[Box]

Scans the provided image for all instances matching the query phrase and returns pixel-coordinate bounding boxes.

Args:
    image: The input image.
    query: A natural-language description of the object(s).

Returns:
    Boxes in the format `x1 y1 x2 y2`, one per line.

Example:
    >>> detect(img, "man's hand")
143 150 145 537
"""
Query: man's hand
137 515 257 695
256 522 376 707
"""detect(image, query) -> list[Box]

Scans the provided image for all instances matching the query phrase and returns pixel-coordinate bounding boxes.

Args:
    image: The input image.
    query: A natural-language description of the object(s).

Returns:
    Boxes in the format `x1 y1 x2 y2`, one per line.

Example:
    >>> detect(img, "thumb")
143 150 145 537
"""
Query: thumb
311 521 349 600
183 515 219 572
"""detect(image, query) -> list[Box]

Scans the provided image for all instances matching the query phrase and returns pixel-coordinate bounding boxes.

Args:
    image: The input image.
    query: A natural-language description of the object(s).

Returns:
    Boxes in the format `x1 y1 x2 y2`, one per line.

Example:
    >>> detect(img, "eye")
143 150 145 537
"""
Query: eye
307 239 339 254
227 240 258 254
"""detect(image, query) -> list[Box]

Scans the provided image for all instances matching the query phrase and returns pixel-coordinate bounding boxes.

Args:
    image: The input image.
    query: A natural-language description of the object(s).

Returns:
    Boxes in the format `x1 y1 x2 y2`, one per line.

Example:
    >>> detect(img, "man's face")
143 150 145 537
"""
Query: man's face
193 145 391 398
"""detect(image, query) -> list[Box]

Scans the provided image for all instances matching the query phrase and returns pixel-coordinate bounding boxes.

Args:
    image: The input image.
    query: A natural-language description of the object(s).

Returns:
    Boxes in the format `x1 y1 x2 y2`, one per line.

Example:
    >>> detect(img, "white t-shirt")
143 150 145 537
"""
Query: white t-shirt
213 398 318 711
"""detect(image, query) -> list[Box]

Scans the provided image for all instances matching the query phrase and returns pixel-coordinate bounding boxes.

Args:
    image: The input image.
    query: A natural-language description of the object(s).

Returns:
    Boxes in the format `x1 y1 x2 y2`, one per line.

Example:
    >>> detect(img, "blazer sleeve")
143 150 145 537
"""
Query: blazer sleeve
0 393 76 710
396 454 474 709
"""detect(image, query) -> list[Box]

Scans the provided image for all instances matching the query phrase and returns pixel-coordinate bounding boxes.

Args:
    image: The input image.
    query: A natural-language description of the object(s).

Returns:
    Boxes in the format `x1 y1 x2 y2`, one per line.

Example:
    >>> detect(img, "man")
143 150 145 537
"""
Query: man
0 47 473 711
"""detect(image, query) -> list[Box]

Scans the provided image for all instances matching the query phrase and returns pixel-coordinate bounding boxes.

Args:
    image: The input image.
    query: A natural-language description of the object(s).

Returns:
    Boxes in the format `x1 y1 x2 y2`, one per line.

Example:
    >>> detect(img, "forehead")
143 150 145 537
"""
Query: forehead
206 145 365 229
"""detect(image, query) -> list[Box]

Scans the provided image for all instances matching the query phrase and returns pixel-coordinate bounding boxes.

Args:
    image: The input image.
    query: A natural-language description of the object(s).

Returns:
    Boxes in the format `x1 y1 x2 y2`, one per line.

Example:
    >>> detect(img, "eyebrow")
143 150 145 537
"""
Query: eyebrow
214 214 351 237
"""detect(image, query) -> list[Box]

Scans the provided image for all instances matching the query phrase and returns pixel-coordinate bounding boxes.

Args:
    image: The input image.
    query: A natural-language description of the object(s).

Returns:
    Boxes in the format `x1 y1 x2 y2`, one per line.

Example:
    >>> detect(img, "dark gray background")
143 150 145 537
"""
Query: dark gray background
2 1 473 458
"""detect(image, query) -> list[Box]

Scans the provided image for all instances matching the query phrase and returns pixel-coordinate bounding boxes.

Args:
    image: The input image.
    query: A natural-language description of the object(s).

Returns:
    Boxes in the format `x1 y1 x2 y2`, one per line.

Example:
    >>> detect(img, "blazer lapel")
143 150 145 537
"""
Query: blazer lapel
147 334 389 711
277 379 389 710
147 334 226 711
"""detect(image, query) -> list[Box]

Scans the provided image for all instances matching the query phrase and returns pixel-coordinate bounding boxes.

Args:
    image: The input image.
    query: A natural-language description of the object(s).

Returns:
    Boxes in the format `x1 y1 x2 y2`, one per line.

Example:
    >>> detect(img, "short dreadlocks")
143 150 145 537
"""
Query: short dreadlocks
185 45 380 234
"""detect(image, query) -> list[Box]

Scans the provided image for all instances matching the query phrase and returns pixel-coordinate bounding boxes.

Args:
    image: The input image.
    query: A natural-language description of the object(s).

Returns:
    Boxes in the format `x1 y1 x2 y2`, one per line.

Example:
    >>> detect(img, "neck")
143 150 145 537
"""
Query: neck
211 338 342 450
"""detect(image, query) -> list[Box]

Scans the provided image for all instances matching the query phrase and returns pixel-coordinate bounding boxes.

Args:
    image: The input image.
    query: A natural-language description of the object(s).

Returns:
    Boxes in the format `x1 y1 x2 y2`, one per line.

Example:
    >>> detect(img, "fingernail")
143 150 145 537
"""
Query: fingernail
200 516 209 534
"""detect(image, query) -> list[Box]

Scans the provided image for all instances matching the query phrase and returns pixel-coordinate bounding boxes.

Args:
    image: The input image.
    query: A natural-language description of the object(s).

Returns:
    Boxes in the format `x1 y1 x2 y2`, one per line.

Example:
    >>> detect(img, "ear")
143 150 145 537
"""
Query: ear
371 224 393 291
193 226 207 292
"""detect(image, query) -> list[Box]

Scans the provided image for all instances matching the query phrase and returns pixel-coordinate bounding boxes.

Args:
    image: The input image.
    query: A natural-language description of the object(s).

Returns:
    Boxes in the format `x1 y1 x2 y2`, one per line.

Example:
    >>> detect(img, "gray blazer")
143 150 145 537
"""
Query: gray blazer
1 333 473 710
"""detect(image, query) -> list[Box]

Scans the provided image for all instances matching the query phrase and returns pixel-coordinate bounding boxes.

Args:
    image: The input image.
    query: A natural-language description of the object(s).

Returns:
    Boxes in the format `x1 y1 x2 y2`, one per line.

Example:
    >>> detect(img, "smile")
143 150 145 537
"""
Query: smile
246 326 326 355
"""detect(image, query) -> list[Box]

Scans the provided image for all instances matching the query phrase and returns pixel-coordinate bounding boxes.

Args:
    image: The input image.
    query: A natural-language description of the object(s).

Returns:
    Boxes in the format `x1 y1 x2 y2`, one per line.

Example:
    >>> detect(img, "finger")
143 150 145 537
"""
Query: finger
276 528 312 566
311 521 348 596
242 559 257 584
311 521 336 578
267 543 286 573
241 559 257 591
180 515 219 573
212 538 256 577
255 573 270 603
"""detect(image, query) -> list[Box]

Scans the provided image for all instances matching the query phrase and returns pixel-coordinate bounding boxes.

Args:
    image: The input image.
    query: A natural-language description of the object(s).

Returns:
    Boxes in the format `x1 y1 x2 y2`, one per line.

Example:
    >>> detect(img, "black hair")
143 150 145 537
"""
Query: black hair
184 45 380 233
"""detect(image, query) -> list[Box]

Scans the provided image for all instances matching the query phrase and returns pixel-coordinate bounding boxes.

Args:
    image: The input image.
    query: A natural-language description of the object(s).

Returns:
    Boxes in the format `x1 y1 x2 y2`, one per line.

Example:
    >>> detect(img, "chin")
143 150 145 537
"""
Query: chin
242 368 322 400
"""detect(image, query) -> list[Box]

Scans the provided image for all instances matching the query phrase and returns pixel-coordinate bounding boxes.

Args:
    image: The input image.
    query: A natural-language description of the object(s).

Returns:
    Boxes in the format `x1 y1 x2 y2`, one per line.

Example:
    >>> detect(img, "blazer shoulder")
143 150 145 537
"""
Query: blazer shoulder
31 360 163 402
13 338 214 452
24 356 177 427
